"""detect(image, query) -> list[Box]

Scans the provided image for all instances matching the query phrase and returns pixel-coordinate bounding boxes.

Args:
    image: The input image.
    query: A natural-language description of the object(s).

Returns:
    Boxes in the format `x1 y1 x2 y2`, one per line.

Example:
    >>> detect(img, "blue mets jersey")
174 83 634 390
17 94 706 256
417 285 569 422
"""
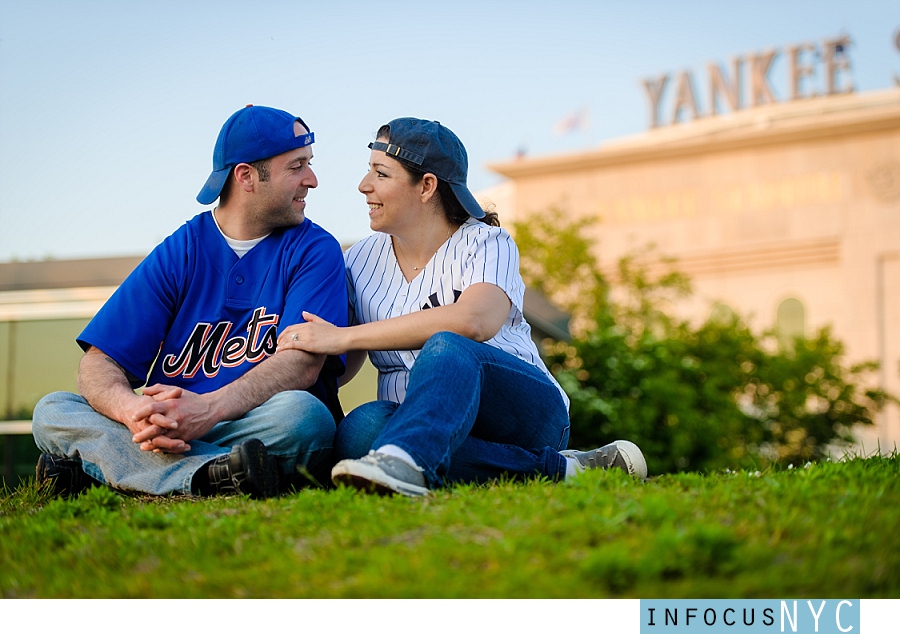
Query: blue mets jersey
78 211 348 403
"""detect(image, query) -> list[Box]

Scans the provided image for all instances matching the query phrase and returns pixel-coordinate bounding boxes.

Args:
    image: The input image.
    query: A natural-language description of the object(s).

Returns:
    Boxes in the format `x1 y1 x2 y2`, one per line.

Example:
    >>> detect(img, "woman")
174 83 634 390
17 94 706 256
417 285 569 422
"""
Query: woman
278 117 646 496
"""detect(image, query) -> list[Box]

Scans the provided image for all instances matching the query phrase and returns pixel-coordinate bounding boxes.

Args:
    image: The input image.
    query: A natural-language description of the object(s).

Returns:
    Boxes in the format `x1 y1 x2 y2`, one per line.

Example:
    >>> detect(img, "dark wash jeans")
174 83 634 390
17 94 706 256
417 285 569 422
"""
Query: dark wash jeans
335 332 570 487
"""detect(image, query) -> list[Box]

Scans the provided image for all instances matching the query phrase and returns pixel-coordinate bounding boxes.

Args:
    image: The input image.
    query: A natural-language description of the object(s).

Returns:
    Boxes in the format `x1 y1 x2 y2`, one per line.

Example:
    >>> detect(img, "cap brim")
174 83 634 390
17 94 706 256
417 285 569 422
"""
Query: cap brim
196 167 231 205
449 182 485 219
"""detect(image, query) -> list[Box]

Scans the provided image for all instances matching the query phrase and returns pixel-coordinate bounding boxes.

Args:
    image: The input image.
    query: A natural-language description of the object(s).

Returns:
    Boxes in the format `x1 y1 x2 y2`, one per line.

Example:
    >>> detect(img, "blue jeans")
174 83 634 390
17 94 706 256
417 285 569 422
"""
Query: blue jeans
335 332 570 487
32 390 335 495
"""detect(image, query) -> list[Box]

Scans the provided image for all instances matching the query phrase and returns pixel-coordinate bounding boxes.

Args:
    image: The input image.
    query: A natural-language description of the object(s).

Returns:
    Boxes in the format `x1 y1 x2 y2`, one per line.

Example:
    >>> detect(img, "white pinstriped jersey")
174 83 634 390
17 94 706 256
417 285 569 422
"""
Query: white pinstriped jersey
345 217 569 408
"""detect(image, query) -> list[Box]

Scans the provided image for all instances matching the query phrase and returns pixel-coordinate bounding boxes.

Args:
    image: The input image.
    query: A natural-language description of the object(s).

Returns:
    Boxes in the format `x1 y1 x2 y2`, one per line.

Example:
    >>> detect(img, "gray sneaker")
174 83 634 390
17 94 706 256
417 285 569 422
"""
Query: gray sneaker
331 451 429 497
561 440 648 480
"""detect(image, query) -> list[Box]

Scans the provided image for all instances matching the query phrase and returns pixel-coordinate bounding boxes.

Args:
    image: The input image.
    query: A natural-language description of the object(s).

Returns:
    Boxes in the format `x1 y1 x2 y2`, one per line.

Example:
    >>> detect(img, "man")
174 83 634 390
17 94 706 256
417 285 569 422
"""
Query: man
31 105 348 499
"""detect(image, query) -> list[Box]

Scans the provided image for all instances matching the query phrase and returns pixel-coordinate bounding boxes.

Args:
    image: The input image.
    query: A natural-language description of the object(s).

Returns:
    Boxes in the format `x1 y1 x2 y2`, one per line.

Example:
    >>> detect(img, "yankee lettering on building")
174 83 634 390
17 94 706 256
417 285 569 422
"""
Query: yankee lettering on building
643 34 855 128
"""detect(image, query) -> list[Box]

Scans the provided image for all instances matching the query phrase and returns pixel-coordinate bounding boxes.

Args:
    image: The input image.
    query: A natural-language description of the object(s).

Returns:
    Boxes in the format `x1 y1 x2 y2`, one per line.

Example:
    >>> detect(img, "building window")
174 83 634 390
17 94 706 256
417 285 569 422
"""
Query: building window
776 298 806 350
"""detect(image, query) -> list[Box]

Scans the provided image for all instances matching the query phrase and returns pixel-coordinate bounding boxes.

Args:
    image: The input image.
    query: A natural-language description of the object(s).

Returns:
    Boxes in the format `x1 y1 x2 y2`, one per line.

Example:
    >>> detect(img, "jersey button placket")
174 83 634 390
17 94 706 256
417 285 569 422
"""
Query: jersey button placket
393 290 407 317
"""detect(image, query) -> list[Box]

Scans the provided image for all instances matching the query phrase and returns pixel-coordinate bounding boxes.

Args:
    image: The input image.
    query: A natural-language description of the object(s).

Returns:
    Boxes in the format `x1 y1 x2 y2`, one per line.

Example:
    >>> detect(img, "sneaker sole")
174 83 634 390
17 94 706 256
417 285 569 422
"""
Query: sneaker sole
331 460 429 497
614 440 648 480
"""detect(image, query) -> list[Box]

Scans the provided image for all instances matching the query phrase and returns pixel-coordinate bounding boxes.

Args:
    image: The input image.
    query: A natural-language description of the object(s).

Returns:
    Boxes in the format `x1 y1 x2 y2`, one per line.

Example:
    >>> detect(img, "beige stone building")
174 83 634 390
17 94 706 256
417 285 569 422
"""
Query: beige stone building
483 87 900 453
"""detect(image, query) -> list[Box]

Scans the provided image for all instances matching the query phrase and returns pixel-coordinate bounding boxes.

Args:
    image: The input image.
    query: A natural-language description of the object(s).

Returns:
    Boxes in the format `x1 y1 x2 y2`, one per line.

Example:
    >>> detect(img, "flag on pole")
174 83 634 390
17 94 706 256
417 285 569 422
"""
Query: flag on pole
552 108 590 136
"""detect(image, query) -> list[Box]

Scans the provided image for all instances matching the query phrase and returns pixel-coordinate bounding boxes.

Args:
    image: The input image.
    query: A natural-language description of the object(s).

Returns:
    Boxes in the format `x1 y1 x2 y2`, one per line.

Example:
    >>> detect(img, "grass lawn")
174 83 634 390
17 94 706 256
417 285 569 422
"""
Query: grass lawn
1 454 897 598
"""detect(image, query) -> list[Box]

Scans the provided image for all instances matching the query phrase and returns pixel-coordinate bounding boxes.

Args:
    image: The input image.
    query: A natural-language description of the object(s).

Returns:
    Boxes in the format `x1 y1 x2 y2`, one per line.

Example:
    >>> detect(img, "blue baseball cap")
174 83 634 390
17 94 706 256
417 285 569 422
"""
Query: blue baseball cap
197 105 315 205
369 118 485 219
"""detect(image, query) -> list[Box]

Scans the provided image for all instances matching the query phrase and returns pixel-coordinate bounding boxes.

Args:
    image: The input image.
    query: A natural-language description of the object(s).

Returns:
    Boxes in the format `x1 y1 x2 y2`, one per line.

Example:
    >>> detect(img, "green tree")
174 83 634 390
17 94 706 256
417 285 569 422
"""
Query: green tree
511 207 608 335
512 213 894 473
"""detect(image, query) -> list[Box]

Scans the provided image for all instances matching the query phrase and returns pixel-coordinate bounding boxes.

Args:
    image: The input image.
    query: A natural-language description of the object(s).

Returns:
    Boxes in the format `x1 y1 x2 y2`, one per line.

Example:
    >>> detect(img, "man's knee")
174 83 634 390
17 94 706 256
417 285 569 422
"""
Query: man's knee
31 392 82 437
262 391 336 449
33 391 81 414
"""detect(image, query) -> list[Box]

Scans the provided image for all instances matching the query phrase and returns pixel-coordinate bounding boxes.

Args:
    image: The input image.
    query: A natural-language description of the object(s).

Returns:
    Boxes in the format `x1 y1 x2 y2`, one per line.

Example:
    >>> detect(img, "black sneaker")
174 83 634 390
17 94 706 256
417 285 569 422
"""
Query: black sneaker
36 453 98 498
207 439 278 499
561 440 648 480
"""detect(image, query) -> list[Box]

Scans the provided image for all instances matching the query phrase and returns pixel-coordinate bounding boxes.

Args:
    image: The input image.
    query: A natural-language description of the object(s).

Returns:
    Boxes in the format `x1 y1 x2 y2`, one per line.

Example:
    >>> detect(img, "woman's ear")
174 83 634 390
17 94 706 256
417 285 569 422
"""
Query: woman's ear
420 173 439 204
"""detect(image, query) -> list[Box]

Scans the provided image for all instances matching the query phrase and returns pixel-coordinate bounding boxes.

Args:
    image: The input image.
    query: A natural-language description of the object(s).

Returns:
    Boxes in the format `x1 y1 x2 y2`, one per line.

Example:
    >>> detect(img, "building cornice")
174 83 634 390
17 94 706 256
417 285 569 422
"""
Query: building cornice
489 89 900 179
602 237 842 282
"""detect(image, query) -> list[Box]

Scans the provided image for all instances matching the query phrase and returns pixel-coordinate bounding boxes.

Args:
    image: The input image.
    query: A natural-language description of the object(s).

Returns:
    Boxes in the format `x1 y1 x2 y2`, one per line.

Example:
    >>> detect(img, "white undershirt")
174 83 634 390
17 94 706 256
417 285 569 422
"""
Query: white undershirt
212 208 268 258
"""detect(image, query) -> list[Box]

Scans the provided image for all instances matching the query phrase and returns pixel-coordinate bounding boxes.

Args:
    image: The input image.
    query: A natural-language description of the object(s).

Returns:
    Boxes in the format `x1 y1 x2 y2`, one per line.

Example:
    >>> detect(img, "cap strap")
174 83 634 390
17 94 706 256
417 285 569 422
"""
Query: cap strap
294 117 315 147
368 141 424 166
294 131 314 147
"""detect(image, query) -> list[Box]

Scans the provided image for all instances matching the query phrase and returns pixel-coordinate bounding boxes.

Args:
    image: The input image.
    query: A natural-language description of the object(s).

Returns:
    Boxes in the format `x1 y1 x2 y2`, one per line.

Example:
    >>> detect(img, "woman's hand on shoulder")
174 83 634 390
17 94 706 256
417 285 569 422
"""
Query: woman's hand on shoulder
277 312 350 355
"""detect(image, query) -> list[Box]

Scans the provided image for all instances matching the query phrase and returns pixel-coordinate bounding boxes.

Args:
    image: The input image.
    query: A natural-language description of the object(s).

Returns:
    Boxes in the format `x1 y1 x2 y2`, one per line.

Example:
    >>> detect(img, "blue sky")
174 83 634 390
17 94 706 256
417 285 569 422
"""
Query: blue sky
1 0 898 262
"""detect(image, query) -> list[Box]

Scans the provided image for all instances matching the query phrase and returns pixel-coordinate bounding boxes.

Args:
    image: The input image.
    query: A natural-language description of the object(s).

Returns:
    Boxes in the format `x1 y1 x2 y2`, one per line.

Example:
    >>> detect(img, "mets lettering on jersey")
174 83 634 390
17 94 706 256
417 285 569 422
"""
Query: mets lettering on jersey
161 307 279 379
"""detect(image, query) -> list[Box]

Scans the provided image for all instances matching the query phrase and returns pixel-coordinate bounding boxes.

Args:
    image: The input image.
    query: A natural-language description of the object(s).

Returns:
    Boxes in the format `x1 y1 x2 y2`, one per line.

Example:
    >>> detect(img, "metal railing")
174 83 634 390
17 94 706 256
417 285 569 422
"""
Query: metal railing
0 420 32 435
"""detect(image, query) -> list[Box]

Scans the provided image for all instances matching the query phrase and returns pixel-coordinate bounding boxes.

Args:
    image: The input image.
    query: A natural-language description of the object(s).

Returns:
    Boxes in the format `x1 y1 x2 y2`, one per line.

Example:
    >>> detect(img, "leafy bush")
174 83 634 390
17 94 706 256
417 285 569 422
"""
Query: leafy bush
513 211 894 473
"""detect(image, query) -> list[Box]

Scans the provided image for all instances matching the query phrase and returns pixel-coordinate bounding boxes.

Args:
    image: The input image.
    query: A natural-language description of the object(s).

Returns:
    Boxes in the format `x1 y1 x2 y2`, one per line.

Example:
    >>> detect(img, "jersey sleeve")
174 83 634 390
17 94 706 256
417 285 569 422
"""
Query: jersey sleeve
462 226 526 318
77 227 190 387
280 228 348 330
278 226 349 383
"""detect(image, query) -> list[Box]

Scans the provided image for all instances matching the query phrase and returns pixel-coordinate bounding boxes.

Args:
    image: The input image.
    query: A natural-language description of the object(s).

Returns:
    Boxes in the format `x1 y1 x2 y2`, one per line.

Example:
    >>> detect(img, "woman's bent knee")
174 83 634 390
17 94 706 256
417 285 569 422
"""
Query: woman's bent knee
422 331 469 353
416 332 480 371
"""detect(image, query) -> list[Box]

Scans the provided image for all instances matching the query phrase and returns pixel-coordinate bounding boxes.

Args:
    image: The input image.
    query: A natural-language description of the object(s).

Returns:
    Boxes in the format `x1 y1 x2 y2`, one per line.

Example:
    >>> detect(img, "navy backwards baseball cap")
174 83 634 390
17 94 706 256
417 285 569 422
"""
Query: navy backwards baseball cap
369 118 485 219
197 105 315 205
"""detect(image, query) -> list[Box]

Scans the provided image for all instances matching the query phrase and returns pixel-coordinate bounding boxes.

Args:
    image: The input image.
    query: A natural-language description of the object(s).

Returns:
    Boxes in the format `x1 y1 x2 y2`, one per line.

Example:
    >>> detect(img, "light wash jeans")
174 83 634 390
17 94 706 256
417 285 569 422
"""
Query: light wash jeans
335 332 570 487
32 390 335 495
